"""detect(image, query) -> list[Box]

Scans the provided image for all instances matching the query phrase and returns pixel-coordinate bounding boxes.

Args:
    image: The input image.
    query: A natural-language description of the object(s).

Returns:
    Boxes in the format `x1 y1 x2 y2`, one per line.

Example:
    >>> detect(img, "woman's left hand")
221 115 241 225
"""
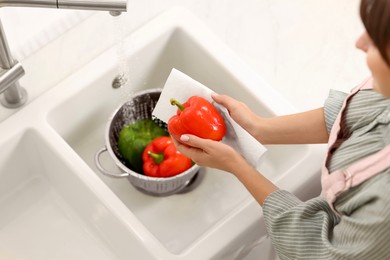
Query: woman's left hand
173 134 278 206
172 134 245 173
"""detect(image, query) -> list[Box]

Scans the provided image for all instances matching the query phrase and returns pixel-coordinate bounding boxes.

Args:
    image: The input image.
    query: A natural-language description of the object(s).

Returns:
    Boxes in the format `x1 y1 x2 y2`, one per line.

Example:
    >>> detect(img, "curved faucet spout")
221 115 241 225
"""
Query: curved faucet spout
59 0 127 12
0 0 128 108
0 0 57 9
0 0 128 12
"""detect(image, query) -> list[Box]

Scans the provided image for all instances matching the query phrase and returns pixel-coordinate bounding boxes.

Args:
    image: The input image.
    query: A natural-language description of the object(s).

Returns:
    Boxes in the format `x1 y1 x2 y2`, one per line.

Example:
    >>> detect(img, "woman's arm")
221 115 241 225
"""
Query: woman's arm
253 108 329 144
173 94 329 203
228 155 277 205
212 94 329 145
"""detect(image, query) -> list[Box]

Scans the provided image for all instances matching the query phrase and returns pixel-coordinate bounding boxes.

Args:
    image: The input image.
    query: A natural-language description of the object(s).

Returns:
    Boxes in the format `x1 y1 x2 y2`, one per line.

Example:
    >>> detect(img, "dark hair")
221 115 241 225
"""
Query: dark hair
360 0 390 65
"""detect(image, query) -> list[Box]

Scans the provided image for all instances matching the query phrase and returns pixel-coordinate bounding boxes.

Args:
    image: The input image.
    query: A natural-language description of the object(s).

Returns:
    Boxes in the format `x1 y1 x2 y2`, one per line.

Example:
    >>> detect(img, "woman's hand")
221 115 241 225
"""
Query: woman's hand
172 134 278 206
172 134 245 173
212 93 259 136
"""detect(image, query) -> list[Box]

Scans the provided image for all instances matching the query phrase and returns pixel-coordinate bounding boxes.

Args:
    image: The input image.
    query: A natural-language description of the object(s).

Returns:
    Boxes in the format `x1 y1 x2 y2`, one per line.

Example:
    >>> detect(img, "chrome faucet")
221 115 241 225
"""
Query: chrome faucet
0 0 127 108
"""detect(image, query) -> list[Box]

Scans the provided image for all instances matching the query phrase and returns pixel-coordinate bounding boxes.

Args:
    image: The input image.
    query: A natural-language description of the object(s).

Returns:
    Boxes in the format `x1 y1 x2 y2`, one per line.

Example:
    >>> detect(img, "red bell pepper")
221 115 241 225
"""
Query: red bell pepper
168 96 226 141
142 136 193 177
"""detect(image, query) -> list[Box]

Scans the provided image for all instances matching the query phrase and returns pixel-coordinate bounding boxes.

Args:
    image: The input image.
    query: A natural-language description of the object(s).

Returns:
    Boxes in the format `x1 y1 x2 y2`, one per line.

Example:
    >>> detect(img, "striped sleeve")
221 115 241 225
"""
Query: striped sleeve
323 89 348 134
263 176 390 260
263 190 337 259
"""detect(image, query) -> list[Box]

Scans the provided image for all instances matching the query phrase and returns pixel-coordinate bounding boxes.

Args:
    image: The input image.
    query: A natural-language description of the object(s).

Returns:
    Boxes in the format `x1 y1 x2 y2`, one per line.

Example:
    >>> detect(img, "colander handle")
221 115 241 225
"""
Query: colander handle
95 147 129 178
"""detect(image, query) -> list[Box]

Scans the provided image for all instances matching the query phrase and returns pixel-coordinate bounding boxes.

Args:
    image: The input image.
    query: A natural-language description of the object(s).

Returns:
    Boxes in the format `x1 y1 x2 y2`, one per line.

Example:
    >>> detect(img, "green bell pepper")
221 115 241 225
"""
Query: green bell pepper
118 119 168 174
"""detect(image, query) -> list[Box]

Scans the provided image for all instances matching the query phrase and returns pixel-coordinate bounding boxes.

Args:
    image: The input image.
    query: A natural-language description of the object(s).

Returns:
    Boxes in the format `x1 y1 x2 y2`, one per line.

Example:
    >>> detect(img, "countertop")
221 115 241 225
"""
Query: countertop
0 0 369 112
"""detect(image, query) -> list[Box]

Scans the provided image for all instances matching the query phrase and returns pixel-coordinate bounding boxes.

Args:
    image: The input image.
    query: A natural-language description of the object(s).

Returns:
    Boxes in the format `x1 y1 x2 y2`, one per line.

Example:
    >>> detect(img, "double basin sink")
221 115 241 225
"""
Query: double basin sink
0 8 325 259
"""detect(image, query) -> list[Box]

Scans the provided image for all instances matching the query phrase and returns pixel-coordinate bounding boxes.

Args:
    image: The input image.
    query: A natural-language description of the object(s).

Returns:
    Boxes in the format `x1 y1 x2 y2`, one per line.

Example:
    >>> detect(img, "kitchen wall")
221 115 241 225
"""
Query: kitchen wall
0 0 368 113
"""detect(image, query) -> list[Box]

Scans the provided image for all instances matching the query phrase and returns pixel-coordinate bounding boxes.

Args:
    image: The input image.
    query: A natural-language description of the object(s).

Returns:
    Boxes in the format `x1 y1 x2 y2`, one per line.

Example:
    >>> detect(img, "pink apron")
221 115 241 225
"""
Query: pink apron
321 77 390 211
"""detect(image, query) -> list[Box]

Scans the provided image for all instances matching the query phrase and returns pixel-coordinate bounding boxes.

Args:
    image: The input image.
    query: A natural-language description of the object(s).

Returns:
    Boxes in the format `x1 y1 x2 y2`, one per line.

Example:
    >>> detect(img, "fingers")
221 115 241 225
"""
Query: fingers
177 134 208 154
180 134 205 147
174 134 214 154
172 135 206 165
212 93 232 107
171 137 191 153
172 134 241 171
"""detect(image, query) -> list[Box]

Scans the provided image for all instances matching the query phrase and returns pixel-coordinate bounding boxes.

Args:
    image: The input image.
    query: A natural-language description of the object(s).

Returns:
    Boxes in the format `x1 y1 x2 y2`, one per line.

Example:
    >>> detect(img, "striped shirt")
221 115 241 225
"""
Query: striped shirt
263 86 390 260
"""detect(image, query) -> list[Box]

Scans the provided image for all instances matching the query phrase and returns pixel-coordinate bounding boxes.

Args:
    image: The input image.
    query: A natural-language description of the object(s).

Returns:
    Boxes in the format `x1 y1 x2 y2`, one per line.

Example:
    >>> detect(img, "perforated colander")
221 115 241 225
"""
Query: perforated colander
95 88 200 196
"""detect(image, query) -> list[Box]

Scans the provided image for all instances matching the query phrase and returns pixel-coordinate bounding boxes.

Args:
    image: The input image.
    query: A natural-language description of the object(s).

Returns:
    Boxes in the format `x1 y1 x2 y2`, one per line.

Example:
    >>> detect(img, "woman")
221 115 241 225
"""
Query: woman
173 0 390 259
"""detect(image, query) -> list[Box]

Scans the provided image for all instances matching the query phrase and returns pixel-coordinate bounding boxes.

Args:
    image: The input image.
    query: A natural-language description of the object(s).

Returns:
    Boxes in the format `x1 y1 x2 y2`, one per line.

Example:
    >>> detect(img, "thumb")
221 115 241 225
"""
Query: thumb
212 93 234 110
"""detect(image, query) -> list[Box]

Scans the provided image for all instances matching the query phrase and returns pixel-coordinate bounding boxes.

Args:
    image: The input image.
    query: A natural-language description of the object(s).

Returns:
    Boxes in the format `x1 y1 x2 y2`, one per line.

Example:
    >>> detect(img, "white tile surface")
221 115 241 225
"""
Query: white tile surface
0 8 91 60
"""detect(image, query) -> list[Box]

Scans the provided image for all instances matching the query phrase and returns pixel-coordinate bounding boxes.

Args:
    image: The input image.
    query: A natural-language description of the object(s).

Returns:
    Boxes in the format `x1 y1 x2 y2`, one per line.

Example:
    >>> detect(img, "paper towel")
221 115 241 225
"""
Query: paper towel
152 69 267 166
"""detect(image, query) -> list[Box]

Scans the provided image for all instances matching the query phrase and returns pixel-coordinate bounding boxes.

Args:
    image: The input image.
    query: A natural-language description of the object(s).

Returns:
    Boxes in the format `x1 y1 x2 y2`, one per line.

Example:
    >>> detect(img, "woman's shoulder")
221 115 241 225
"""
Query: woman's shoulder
346 89 390 131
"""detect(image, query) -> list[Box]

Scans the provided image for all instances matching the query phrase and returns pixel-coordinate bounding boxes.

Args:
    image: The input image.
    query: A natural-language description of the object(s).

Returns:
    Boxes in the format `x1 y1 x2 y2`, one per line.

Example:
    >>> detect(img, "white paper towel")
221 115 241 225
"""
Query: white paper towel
152 69 267 166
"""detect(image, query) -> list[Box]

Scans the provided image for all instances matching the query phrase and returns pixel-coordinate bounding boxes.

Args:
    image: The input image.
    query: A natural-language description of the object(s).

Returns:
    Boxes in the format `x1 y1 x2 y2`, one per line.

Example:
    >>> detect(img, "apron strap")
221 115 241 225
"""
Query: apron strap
320 77 379 209
321 144 390 204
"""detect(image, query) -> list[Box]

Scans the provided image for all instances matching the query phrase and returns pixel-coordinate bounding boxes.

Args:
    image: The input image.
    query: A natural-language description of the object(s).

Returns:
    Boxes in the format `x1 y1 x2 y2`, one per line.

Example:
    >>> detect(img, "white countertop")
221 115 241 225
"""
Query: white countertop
0 0 369 112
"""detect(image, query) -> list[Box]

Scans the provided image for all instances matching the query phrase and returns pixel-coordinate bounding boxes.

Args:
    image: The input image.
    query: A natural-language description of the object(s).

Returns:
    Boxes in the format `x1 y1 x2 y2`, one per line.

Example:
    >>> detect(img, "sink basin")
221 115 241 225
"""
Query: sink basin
0 7 325 260
0 128 156 259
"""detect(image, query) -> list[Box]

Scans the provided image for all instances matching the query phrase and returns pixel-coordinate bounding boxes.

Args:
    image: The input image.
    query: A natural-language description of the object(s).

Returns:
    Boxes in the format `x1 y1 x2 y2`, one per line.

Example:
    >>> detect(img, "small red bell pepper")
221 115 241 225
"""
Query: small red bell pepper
168 96 226 141
142 136 193 177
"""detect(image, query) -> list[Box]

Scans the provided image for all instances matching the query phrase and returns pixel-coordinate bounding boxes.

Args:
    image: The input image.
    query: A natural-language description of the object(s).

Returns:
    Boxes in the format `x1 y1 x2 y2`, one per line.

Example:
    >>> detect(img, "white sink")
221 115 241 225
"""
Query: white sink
0 129 156 259
0 8 325 259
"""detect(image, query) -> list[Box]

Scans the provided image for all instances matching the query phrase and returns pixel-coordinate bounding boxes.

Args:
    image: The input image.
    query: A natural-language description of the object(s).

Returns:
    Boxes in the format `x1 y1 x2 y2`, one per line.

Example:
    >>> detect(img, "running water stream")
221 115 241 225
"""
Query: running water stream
112 14 132 101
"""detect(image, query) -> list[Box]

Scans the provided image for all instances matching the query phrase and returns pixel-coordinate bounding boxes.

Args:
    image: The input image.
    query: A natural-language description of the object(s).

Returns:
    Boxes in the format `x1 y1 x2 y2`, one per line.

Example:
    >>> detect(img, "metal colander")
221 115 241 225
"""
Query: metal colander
95 88 200 196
